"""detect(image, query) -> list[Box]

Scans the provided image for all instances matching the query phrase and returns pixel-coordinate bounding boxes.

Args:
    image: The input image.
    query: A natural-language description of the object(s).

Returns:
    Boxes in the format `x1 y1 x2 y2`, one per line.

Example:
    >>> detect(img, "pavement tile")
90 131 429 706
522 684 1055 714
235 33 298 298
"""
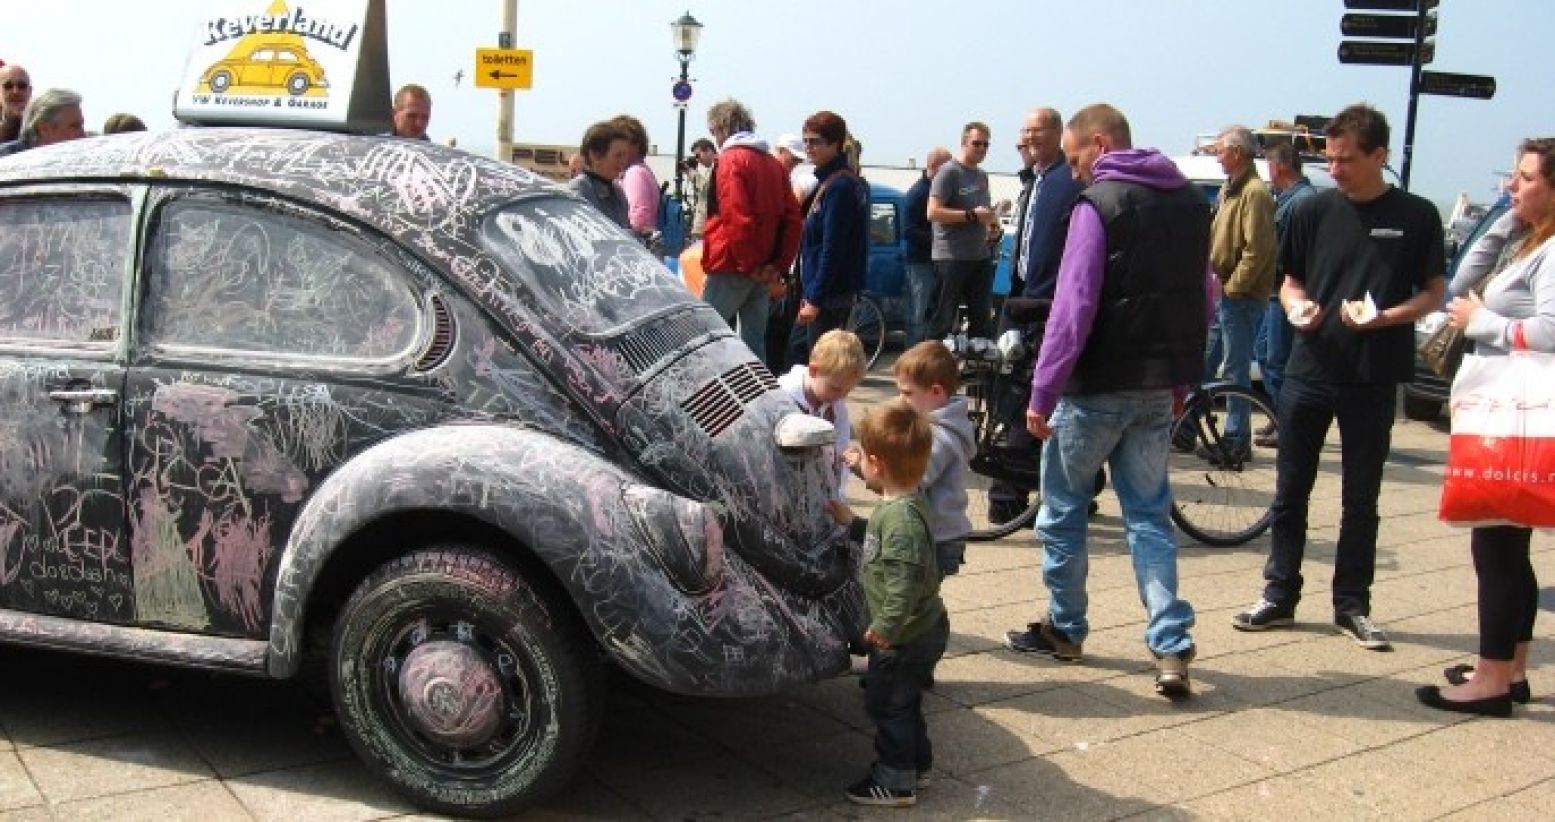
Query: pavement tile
585 701 724 773
1179 708 1364 773
1278 679 1470 748
1176 773 1383 820
957 755 1180 821
0 752 41 812
1070 728 1273 803
18 731 211 804
1300 744 1512 818
924 703 1062 777
650 694 852 752
225 760 414 822
734 728 875 801
0 808 52 822
53 779 252 821
1186 645 1346 707
590 752 812 820
1383 725 1555 802
0 669 171 749
931 649 1066 707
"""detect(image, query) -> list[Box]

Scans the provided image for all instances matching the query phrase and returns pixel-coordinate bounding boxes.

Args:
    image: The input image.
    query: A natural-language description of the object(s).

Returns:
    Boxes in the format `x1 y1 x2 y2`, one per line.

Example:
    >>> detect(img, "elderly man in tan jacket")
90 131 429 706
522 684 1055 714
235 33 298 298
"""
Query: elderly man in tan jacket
1203 125 1276 460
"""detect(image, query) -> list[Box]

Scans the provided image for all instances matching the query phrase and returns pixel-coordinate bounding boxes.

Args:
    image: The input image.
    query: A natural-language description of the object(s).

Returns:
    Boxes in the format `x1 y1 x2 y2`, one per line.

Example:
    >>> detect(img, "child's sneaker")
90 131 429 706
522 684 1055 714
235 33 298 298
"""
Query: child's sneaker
846 775 916 807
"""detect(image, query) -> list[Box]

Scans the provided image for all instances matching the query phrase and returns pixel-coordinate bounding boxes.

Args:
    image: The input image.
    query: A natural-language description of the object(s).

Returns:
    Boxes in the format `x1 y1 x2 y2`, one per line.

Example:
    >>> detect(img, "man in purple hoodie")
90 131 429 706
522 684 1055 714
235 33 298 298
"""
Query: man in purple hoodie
1003 104 1211 698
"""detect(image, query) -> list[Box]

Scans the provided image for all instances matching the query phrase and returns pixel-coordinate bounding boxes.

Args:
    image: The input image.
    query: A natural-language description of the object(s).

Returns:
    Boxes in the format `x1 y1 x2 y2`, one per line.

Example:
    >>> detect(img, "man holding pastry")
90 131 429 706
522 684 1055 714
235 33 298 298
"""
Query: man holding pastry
1231 104 1445 651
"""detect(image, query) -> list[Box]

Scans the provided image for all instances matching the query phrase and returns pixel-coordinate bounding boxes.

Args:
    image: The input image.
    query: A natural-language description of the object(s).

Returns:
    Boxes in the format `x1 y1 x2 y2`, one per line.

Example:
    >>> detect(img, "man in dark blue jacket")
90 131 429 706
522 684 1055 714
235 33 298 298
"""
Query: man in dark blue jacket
903 147 950 346
1016 107 1084 299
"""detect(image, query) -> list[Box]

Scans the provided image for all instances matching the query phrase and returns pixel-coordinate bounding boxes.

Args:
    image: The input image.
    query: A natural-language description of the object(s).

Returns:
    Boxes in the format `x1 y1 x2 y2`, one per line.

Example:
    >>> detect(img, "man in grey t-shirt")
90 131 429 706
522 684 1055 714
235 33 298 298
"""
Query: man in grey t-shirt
927 121 999 339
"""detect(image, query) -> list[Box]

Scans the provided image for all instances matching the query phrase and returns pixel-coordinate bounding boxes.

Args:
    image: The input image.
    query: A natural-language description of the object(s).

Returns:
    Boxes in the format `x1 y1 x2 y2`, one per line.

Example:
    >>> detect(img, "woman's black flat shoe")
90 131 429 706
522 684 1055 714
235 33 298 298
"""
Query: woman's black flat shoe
1443 664 1531 704
1415 684 1514 718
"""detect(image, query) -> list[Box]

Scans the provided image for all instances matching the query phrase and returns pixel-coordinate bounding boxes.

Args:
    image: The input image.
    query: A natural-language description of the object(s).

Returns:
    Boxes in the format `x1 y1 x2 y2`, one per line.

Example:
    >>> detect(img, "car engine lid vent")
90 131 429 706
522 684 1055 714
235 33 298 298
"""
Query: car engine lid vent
722 361 774 404
681 362 776 438
616 307 722 375
413 294 456 372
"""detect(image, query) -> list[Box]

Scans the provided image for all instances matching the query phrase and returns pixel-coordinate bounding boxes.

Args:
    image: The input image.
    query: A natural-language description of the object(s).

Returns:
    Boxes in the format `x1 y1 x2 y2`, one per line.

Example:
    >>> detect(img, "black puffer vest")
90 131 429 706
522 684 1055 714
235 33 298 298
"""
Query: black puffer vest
1065 179 1210 395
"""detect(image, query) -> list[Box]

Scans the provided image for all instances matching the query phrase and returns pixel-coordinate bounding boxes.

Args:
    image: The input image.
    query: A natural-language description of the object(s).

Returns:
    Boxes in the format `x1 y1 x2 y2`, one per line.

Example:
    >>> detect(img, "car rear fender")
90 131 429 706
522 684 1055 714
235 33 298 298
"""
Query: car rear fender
265 424 748 686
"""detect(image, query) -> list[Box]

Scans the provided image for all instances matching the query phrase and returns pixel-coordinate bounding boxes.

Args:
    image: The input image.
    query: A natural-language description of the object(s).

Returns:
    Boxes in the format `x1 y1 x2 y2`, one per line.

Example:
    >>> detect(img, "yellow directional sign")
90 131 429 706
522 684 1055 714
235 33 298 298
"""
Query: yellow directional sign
474 48 532 90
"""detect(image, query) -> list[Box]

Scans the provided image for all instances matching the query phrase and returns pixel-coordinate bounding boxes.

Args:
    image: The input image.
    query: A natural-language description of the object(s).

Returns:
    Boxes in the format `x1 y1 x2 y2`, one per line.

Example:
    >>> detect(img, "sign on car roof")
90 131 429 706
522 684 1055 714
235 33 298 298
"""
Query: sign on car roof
173 0 392 134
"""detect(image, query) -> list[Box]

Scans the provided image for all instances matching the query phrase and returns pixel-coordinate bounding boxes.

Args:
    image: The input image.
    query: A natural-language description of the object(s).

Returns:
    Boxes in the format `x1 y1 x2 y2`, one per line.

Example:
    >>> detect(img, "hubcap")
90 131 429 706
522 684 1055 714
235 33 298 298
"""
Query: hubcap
397 640 504 748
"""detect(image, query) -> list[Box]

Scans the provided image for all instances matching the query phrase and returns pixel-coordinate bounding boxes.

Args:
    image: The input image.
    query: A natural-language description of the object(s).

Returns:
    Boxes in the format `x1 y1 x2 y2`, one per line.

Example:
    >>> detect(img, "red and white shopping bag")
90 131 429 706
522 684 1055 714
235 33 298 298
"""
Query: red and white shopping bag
1439 350 1555 529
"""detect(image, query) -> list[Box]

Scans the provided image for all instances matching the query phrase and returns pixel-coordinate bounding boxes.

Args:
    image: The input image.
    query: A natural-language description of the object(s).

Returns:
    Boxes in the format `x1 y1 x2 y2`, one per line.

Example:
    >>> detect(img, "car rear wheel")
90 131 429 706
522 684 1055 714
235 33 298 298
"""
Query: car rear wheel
330 548 601 818
287 73 311 96
209 71 232 94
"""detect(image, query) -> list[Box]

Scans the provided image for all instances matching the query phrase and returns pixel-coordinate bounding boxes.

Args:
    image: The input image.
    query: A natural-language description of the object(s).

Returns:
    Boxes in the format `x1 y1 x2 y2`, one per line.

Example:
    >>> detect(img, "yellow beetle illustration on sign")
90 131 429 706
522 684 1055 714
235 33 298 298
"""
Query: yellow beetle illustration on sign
199 33 330 97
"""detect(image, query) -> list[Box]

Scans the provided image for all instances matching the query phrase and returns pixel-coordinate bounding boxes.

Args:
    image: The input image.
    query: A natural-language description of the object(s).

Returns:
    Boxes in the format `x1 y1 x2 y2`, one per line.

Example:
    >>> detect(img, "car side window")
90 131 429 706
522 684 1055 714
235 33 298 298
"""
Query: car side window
144 199 422 362
870 202 898 246
0 197 131 349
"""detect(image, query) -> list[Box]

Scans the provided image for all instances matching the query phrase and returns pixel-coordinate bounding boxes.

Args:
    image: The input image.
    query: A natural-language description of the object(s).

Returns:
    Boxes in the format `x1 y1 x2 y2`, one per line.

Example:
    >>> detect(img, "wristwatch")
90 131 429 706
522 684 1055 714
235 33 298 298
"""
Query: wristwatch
965 208 975 224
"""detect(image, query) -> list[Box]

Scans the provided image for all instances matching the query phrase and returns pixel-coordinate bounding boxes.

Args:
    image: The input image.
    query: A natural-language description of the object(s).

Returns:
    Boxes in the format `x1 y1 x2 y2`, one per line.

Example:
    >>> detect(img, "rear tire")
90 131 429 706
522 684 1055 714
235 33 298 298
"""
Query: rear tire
330 548 600 819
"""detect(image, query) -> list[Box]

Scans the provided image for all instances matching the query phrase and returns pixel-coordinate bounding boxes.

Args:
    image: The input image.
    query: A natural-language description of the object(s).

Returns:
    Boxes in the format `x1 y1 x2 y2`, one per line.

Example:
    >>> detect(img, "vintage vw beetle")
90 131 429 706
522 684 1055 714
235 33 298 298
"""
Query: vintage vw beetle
0 130 859 816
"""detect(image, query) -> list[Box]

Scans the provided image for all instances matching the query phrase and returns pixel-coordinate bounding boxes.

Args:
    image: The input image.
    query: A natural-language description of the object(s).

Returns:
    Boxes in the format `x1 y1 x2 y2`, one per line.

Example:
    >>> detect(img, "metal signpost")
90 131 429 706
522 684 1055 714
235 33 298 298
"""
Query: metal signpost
1337 0 1493 190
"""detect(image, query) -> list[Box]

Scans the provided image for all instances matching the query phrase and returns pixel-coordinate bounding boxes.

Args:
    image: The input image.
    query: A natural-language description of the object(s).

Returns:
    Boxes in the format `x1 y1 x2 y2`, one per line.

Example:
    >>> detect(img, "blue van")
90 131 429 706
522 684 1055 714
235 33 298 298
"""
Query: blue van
861 181 1015 336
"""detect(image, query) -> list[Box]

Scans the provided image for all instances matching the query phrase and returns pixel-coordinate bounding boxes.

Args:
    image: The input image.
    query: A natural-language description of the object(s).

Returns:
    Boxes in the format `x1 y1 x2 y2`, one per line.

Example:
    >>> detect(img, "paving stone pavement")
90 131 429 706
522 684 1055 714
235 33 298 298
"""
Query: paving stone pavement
0 366 1551 821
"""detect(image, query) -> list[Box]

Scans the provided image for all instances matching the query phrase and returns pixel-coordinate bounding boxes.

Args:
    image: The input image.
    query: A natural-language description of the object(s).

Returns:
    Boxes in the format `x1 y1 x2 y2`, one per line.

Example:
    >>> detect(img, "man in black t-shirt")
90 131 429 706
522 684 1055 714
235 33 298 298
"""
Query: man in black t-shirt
1231 104 1445 651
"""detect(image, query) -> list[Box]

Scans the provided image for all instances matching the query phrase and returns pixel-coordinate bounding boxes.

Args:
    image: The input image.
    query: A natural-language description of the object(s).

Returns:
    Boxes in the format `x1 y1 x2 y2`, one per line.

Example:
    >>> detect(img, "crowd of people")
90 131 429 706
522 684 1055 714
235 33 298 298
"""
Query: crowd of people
0 63 147 157
621 97 1547 808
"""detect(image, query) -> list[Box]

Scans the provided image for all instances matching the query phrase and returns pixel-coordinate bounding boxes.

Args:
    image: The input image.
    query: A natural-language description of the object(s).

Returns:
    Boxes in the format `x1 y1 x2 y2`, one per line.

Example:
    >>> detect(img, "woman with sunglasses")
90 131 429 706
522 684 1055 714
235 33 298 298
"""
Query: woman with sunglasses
791 111 868 365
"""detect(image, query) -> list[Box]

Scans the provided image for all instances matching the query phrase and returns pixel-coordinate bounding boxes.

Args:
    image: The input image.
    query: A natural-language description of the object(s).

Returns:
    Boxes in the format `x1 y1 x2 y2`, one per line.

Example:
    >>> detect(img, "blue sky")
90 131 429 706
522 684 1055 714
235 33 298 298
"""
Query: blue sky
6 0 1548 211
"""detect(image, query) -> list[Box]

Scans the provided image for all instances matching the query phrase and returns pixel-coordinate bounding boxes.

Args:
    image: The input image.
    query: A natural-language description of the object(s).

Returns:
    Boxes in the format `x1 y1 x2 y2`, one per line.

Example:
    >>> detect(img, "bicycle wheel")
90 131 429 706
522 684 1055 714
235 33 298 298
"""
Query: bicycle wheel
846 295 886 370
963 375 1041 542
1168 384 1278 547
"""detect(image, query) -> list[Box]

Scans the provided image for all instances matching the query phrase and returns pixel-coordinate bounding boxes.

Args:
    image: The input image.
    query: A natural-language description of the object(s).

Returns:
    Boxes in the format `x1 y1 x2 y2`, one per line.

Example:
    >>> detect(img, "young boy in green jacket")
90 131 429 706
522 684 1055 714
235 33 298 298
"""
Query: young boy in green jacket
827 398 949 808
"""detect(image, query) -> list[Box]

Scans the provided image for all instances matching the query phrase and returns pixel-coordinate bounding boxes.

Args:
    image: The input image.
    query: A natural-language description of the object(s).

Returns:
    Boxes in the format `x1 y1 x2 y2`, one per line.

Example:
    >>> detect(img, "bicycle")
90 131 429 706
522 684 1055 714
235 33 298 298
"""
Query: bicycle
845 293 887 370
1167 381 1279 546
947 327 1044 542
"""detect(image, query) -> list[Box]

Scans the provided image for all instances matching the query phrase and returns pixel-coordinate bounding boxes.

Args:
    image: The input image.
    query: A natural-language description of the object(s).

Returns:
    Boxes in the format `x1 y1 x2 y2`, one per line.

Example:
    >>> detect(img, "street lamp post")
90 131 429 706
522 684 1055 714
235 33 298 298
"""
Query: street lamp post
670 11 703 203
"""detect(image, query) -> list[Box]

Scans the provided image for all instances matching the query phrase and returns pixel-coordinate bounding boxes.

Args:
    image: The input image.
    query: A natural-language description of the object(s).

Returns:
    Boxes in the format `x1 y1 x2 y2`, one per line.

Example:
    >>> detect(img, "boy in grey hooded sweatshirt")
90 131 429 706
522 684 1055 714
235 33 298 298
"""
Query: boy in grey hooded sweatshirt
892 342 976 574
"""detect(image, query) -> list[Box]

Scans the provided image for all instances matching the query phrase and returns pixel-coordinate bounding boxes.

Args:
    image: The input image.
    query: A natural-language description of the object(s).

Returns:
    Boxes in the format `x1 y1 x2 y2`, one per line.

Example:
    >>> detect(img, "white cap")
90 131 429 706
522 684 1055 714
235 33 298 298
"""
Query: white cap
775 133 806 158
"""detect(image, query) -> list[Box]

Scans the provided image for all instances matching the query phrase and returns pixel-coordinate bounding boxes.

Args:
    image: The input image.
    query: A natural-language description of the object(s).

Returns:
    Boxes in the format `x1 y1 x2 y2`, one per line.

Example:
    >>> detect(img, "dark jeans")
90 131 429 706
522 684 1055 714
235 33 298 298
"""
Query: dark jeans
1262 378 1396 618
864 612 948 792
766 283 799 372
928 259 995 340
787 293 856 366
1472 525 1538 660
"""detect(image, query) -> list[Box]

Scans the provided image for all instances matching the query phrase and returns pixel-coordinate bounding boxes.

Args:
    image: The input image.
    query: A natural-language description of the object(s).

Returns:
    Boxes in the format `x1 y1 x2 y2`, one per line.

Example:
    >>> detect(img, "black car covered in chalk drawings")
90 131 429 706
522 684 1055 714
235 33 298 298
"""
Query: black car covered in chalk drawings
0 130 859 817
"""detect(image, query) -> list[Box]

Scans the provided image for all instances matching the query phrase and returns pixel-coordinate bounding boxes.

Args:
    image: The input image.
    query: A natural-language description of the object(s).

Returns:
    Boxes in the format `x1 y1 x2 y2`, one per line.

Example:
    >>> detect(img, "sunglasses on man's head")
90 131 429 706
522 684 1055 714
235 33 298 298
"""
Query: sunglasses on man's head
1 81 29 91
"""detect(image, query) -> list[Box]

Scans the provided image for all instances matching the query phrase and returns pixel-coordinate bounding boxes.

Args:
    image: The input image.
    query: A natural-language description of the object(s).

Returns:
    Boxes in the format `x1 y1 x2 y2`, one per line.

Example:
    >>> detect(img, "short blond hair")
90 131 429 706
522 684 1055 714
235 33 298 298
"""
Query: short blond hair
808 329 867 383
855 398 932 487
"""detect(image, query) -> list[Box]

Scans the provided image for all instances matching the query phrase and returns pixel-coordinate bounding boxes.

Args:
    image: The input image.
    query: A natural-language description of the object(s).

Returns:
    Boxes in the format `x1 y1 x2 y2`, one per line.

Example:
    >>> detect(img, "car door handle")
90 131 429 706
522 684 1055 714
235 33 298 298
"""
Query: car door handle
47 388 120 414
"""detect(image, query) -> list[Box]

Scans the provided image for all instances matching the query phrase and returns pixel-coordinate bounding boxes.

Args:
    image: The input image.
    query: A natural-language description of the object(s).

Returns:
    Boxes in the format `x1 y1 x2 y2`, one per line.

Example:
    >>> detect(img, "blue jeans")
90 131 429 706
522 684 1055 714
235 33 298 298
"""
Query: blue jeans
904 261 937 347
1036 391 1195 655
864 613 947 792
703 272 770 365
1256 296 1292 407
1263 378 1395 617
1204 296 1264 444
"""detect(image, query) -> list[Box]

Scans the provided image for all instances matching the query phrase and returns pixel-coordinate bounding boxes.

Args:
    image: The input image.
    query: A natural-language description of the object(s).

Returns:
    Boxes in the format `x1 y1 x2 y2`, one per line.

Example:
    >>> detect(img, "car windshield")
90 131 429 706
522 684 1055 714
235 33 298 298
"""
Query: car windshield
482 198 694 336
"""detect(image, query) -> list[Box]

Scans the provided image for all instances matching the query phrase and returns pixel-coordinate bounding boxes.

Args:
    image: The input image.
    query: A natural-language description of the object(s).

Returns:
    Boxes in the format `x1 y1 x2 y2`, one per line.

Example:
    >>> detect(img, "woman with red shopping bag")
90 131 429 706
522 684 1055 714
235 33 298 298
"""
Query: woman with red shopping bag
1423 138 1555 717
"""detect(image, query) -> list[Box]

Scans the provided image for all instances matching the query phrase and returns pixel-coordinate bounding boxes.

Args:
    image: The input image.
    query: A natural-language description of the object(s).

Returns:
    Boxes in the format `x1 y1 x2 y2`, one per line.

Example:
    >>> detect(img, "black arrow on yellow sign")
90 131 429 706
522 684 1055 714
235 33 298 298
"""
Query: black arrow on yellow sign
488 70 520 80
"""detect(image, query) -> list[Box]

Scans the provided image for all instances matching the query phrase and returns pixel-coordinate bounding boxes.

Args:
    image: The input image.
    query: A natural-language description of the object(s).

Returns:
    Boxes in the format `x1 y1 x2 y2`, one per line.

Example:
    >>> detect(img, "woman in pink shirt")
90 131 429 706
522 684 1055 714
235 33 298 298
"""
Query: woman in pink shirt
612 114 660 240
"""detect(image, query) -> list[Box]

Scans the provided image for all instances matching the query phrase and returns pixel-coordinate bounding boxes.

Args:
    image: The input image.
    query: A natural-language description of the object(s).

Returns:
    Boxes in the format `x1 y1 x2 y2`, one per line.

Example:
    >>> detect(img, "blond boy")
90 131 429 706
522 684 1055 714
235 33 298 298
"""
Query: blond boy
890 342 975 575
778 329 867 496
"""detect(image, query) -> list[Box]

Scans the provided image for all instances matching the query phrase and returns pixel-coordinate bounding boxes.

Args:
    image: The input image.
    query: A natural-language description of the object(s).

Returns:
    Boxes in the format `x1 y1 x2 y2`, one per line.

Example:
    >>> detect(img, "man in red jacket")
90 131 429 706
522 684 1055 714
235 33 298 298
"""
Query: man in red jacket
702 98 803 365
